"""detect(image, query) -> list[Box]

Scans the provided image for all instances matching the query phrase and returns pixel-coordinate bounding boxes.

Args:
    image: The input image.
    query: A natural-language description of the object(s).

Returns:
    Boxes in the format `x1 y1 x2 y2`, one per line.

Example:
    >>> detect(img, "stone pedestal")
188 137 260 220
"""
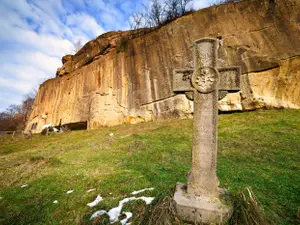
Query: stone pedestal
174 183 232 224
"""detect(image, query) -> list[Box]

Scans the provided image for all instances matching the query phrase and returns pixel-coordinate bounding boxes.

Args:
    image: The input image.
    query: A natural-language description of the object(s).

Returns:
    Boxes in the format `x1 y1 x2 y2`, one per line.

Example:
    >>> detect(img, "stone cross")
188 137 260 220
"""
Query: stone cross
173 38 241 224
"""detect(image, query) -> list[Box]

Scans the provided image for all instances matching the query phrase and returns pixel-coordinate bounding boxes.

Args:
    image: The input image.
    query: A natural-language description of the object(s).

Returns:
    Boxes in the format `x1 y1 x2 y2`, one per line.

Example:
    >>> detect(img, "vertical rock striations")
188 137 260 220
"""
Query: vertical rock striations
25 0 300 133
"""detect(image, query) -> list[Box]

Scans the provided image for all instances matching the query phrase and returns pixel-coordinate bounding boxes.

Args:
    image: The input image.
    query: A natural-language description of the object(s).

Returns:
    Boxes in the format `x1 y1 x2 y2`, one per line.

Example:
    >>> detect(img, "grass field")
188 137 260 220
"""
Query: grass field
0 109 299 225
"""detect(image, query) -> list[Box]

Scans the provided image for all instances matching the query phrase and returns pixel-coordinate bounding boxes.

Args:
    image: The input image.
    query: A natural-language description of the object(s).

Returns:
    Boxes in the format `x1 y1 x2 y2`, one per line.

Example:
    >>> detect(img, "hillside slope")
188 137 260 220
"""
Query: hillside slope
1 109 300 224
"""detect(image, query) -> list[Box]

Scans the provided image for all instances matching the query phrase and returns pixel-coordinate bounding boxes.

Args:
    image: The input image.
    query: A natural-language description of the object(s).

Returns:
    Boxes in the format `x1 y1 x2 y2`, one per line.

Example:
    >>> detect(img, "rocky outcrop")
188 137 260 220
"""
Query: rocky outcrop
25 0 300 133
248 57 300 108
55 30 151 77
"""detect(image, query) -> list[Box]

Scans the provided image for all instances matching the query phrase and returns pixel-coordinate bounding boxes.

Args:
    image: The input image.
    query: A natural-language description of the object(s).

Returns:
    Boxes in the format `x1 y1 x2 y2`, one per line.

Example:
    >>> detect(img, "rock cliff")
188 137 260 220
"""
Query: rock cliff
25 0 300 133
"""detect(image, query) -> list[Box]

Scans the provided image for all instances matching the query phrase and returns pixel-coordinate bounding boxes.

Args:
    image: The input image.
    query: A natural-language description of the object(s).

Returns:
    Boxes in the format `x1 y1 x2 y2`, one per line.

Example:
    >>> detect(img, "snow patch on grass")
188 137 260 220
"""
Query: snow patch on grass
120 212 133 225
90 196 155 223
66 190 74 194
131 188 154 195
87 195 103 207
136 196 155 205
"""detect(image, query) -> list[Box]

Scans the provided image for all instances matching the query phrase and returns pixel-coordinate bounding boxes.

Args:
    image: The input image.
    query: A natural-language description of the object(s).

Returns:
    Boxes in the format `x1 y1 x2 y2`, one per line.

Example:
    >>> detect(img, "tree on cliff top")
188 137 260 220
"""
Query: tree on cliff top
73 39 83 53
129 0 243 29
130 0 193 29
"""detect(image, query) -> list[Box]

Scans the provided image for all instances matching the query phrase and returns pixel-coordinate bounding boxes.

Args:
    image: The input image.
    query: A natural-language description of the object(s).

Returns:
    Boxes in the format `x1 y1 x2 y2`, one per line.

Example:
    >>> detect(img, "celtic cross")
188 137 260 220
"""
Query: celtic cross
173 38 241 197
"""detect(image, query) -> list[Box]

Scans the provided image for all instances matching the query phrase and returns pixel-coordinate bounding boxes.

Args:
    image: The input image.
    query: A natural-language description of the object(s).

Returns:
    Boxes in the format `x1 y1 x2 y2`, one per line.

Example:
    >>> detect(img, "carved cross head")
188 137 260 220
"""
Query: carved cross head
173 38 241 99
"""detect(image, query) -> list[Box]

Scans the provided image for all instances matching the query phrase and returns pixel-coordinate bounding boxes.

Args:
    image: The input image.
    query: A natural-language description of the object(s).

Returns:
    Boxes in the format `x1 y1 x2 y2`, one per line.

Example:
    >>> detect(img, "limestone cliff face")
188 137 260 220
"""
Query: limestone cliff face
25 0 300 132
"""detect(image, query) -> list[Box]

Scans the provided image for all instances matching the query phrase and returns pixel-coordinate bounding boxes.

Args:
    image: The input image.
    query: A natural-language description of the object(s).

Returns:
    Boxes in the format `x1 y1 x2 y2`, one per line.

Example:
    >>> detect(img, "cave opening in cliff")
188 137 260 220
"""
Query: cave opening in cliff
62 121 87 131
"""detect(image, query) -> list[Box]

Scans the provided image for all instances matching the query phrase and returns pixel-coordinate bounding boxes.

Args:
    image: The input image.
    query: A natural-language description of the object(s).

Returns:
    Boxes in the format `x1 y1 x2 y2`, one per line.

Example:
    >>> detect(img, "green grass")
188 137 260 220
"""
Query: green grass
0 109 299 225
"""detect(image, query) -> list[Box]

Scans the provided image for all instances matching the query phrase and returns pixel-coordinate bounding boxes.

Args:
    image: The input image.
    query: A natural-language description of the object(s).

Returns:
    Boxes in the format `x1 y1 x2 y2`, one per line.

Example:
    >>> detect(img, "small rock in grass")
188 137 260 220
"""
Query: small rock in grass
66 190 74 194
21 184 28 188
53 200 58 204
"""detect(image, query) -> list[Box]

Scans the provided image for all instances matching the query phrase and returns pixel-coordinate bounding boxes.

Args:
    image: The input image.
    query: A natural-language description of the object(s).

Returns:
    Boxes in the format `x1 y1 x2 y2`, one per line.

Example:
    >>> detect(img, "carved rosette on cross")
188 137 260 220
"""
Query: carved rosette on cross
192 66 219 93
172 38 241 224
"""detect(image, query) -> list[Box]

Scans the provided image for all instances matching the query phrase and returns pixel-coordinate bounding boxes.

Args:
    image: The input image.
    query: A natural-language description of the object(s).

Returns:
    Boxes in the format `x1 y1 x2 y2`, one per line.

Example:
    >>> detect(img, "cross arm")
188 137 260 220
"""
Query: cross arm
173 67 241 93
173 69 194 92
218 67 241 92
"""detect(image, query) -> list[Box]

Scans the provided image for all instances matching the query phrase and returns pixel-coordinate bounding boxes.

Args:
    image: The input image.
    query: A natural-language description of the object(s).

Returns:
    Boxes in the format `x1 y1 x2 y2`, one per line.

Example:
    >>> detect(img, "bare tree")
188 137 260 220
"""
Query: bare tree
165 0 193 21
73 39 83 53
130 12 145 30
0 89 37 131
149 0 164 26
178 0 193 15
21 88 37 125
130 0 193 30
2 104 22 130
165 0 179 21
6 104 20 117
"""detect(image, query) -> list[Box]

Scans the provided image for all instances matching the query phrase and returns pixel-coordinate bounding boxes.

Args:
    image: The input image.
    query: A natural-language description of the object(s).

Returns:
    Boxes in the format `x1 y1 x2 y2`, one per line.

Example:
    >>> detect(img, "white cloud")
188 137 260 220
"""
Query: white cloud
0 77 33 94
0 1 74 111
1 61 56 81
0 26 74 57
0 92 22 105
191 0 211 9
0 94 23 111
84 0 106 9
20 52 61 75
66 13 105 40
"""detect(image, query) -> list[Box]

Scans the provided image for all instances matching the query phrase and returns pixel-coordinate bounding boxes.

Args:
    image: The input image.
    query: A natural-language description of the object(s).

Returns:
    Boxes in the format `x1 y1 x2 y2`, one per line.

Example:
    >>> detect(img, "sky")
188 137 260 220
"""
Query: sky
0 0 220 112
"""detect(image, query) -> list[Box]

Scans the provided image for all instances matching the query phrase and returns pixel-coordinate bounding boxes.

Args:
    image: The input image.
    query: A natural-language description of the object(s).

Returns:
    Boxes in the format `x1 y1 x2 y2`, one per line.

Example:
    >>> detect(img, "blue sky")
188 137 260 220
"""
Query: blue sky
0 0 217 111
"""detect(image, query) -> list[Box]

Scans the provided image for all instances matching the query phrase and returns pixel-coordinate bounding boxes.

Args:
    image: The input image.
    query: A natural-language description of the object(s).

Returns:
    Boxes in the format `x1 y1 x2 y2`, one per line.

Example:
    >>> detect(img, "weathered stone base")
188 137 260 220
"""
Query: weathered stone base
173 182 232 224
